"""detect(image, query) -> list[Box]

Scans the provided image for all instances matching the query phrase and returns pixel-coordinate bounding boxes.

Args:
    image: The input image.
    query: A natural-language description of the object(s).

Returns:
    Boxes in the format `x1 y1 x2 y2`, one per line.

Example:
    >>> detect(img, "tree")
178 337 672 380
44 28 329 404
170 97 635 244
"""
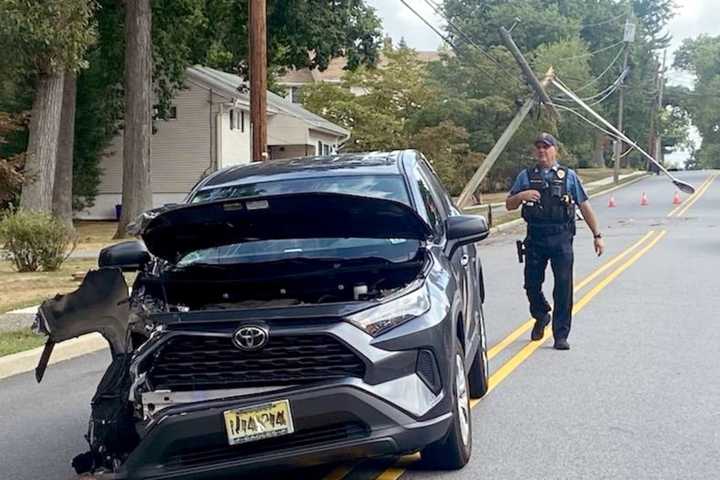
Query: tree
116 0 153 238
673 35 720 168
301 45 437 151
52 72 78 227
0 0 95 213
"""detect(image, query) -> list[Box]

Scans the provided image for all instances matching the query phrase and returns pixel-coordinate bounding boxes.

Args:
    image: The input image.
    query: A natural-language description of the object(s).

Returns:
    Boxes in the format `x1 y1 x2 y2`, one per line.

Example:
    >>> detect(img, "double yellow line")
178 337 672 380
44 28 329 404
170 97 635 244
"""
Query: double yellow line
370 228 668 480
668 173 717 218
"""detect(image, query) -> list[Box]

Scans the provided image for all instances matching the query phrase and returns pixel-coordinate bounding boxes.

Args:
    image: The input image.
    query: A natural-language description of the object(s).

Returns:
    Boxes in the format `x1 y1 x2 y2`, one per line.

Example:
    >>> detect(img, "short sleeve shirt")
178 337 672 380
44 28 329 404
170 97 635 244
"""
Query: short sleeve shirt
509 164 589 205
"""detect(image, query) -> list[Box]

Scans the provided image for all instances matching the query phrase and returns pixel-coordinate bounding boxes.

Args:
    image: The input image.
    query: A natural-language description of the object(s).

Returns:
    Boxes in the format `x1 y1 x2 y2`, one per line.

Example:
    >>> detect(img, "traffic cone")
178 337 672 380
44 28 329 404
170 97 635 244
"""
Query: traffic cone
640 192 649 206
608 195 617 208
672 191 682 205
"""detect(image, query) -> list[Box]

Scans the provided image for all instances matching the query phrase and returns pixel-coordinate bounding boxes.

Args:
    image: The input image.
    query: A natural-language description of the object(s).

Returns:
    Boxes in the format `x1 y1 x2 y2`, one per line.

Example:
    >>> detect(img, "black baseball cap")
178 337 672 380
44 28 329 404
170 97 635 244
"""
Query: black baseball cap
534 132 558 147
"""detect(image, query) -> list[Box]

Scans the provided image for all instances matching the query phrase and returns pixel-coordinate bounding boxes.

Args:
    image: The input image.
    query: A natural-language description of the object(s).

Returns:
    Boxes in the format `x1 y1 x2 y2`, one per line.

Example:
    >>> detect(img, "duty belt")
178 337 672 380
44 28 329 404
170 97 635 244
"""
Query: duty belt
527 222 574 237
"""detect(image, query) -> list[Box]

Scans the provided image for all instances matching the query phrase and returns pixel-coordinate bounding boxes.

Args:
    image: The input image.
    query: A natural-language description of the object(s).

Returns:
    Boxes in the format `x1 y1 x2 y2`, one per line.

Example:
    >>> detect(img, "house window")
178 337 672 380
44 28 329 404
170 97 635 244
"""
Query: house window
317 141 322 155
323 144 330 155
229 109 235 130
168 106 177 120
290 86 301 104
240 110 245 133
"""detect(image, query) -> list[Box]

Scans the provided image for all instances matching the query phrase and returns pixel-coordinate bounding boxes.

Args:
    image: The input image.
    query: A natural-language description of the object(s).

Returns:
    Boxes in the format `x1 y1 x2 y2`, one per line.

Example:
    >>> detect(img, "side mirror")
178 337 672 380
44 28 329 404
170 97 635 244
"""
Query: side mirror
98 240 151 272
446 215 490 256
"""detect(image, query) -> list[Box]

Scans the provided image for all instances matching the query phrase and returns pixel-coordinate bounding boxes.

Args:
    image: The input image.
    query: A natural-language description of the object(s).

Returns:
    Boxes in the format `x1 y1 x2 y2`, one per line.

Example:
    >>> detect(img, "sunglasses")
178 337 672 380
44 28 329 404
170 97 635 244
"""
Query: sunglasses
534 144 553 150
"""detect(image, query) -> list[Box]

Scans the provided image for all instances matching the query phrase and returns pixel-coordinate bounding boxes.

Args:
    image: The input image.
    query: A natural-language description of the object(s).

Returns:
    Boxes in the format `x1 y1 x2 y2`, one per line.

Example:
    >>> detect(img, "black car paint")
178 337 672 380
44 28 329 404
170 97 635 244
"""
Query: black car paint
35 150 489 478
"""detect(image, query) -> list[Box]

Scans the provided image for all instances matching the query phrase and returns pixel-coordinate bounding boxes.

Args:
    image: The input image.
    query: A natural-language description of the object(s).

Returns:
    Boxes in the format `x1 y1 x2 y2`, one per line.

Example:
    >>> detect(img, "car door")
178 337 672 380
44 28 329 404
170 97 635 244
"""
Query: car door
417 159 483 355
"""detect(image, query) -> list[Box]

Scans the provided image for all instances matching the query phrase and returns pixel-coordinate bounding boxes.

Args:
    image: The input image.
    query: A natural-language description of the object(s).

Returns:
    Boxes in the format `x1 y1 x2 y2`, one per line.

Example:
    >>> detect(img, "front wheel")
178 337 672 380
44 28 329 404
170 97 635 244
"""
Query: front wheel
421 339 472 470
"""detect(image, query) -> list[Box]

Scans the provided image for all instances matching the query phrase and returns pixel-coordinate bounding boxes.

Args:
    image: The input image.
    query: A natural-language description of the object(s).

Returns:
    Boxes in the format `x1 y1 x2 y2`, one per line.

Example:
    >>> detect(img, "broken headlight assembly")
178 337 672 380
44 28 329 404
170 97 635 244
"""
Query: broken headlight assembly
346 281 430 336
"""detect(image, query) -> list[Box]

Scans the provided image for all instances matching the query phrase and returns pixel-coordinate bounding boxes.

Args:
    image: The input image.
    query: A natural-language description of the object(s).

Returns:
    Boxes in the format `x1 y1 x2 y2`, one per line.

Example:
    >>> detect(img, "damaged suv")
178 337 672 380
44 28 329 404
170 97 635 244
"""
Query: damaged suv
34 151 490 479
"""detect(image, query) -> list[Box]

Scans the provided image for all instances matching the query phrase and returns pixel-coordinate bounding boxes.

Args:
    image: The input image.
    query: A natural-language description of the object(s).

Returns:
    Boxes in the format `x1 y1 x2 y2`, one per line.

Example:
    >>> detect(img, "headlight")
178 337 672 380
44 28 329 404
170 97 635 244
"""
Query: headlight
346 282 430 336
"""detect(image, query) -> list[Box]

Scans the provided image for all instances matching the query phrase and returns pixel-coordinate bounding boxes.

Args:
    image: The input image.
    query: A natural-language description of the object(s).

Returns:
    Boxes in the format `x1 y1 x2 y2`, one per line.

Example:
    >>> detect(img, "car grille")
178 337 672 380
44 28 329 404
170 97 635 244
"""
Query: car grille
163 422 369 469
147 334 365 391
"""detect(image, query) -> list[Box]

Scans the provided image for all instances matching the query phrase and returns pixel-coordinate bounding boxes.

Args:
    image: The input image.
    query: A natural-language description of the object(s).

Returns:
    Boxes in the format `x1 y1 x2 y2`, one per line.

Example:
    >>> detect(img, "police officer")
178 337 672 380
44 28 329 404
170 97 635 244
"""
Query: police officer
506 133 604 350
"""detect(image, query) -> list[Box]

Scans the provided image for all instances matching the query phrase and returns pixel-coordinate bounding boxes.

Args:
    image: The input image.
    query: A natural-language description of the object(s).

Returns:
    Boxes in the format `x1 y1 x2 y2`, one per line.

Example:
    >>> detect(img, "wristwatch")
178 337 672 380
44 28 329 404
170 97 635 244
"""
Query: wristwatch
593 233 603 239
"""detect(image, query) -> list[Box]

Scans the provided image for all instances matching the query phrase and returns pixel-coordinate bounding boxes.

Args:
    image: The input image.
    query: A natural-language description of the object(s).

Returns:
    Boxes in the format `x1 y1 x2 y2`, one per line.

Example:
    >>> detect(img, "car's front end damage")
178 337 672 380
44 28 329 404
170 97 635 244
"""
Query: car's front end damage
33 192 461 479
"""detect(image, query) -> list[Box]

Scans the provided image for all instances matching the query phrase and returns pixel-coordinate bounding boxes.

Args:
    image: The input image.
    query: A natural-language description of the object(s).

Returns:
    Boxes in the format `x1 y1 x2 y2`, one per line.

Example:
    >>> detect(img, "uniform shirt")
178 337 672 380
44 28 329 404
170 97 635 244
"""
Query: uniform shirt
509 163 589 205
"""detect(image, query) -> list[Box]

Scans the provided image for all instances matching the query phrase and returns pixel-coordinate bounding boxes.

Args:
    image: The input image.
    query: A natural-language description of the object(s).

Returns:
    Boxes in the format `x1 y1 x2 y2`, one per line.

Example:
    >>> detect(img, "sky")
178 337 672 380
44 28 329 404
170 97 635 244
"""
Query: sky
366 0 720 165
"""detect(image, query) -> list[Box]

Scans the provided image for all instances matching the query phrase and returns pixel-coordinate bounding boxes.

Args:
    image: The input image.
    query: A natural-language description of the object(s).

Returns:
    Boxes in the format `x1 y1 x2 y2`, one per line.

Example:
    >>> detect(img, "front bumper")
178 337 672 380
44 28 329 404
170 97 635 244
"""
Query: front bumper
113 381 452 479
110 312 457 479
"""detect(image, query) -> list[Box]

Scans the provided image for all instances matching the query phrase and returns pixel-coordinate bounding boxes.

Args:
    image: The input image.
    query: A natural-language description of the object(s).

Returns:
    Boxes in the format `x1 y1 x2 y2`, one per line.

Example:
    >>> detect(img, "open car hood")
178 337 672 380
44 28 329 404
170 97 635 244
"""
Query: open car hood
138 192 432 262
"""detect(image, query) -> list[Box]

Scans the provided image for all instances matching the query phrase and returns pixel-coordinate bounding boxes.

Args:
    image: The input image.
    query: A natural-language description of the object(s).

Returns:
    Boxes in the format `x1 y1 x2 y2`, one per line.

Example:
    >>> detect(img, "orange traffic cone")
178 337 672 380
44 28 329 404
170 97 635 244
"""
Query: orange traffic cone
640 192 649 206
608 196 617 208
672 191 682 205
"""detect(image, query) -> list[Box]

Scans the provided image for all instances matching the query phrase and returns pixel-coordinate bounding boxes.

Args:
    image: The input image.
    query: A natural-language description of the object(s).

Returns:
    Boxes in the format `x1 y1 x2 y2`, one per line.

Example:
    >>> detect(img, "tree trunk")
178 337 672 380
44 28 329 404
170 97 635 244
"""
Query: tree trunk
52 71 77 228
592 132 607 168
115 0 153 238
20 71 65 212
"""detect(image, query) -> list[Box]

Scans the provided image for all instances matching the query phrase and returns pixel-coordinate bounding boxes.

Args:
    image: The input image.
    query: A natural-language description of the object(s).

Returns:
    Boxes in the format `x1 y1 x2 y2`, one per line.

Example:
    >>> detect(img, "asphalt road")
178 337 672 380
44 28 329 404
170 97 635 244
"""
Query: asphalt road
1 170 717 480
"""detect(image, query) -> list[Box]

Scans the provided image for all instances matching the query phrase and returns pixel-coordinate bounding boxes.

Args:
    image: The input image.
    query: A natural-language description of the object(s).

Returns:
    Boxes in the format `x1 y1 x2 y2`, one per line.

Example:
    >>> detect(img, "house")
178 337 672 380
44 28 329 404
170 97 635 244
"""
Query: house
79 66 349 220
277 51 443 103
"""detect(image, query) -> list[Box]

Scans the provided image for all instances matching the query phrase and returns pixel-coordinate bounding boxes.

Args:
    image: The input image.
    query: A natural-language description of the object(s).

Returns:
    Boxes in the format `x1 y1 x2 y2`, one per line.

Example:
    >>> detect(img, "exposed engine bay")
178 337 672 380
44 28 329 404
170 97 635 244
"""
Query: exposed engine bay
33 251 428 475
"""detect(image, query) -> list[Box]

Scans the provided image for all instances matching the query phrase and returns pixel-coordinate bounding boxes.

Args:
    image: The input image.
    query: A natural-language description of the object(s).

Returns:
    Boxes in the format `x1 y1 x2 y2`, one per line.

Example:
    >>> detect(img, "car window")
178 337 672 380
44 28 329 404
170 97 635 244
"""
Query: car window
414 164 444 237
419 159 453 214
191 175 410 205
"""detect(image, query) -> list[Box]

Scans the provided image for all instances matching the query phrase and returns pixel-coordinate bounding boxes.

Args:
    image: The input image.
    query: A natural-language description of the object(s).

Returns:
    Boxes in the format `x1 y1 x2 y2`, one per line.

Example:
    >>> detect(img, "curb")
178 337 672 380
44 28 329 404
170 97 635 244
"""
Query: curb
0 333 107 380
0 173 651 380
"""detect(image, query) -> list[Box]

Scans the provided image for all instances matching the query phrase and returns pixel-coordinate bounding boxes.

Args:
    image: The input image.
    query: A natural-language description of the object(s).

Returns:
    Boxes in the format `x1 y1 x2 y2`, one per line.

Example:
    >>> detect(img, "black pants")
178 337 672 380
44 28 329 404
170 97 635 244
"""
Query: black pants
524 231 574 340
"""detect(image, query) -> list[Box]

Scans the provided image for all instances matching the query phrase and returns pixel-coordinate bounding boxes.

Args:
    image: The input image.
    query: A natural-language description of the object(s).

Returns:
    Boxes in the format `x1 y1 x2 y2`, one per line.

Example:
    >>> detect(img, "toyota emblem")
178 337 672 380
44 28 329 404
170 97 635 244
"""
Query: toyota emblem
232 325 269 352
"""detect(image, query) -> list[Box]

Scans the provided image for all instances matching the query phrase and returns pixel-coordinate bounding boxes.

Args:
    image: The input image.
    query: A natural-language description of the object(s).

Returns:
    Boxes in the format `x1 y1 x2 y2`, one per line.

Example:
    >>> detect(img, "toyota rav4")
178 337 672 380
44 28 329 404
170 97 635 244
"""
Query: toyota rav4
34 150 490 479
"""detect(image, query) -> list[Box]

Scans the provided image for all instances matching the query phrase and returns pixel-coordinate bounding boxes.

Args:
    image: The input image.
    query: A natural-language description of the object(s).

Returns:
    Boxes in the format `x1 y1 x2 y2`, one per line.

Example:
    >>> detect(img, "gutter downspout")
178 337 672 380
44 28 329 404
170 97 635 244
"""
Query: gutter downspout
216 103 224 169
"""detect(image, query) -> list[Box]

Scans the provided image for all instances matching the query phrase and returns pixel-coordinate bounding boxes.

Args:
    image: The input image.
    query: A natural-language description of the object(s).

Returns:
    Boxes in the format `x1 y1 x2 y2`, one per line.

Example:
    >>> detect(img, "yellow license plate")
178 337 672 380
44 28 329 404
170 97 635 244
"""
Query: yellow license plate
223 400 294 446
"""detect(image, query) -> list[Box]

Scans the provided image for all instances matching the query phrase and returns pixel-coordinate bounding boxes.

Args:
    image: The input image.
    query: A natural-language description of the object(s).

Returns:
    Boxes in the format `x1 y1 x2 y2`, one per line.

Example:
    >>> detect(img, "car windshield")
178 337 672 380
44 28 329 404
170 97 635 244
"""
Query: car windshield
176 238 420 266
191 175 410 204
180 174 417 266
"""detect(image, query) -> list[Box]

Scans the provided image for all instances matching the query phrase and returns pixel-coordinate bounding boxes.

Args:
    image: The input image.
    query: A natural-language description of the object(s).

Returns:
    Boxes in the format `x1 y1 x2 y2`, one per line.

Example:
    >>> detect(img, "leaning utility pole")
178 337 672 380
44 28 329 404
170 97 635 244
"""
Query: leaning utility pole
614 16 636 183
249 0 268 161
457 26 557 208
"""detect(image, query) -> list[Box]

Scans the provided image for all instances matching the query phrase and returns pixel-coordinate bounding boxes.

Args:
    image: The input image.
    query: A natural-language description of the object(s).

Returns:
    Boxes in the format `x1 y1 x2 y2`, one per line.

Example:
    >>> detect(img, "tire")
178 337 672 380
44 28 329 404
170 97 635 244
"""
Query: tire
421 338 472 470
468 313 489 398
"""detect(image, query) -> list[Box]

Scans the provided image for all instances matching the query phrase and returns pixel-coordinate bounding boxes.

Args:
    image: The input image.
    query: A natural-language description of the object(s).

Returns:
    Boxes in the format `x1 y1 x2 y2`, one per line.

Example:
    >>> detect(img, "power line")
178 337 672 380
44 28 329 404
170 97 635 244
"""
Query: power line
555 40 625 63
398 0 523 94
573 44 626 93
418 0 521 86
579 12 626 29
553 68 627 105
554 104 620 141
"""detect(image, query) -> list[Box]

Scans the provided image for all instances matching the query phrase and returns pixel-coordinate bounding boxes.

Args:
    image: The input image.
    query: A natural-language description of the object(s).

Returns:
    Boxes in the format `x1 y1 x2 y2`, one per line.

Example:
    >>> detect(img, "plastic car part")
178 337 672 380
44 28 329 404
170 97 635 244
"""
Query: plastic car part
33 268 131 382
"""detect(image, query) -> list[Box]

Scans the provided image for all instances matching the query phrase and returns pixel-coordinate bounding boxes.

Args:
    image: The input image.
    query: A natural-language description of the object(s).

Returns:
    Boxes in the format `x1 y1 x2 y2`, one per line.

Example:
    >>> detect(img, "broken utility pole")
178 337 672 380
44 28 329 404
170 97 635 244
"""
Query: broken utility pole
457 26 558 208
249 0 268 161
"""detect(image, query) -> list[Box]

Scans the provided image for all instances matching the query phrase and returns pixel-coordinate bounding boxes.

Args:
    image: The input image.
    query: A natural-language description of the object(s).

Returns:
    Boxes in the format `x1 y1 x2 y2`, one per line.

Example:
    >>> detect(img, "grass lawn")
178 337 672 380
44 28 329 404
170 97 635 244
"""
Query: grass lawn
0 330 45 357
74 220 127 251
0 258 98 314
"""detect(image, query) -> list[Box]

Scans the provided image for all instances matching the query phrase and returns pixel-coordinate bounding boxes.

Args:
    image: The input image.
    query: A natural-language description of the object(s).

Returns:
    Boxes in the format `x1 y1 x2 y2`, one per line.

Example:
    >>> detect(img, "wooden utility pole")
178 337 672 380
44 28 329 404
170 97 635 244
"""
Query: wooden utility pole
655 49 668 167
456 25 559 208
499 27 559 119
613 16 635 184
249 0 268 161
457 68 554 208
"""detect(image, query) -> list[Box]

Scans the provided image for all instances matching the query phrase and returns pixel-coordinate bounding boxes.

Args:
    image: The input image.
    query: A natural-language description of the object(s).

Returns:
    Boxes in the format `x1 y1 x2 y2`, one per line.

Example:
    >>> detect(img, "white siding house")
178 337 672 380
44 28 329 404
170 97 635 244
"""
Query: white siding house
80 66 349 220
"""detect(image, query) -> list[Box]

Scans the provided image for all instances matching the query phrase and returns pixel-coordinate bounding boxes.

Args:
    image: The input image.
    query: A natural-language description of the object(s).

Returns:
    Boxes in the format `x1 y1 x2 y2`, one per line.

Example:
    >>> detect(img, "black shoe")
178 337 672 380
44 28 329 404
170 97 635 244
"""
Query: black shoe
553 338 570 350
530 314 550 341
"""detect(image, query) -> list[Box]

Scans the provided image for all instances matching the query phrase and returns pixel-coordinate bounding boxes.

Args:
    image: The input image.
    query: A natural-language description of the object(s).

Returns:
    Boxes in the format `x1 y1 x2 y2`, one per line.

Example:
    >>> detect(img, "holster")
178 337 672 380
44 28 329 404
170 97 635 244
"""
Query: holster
516 240 526 264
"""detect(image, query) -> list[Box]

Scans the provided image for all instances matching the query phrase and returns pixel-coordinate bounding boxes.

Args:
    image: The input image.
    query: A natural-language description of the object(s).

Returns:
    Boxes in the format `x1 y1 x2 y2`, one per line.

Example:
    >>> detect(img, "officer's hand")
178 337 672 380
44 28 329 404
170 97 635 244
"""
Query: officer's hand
520 190 541 202
594 237 605 257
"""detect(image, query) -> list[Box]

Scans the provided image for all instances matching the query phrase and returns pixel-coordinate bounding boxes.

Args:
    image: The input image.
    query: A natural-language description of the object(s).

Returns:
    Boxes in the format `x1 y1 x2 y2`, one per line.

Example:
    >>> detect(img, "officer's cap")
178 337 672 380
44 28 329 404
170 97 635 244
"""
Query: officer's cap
534 132 558 147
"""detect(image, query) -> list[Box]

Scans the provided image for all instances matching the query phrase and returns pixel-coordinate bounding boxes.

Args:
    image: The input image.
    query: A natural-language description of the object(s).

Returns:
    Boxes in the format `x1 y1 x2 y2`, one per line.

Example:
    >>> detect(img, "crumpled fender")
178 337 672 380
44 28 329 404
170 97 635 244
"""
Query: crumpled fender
33 268 130 382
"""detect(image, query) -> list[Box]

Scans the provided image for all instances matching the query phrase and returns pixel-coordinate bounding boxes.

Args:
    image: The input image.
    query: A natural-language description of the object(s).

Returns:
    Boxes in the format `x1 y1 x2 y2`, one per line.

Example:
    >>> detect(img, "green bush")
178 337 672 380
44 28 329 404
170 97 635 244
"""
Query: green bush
0 210 76 272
